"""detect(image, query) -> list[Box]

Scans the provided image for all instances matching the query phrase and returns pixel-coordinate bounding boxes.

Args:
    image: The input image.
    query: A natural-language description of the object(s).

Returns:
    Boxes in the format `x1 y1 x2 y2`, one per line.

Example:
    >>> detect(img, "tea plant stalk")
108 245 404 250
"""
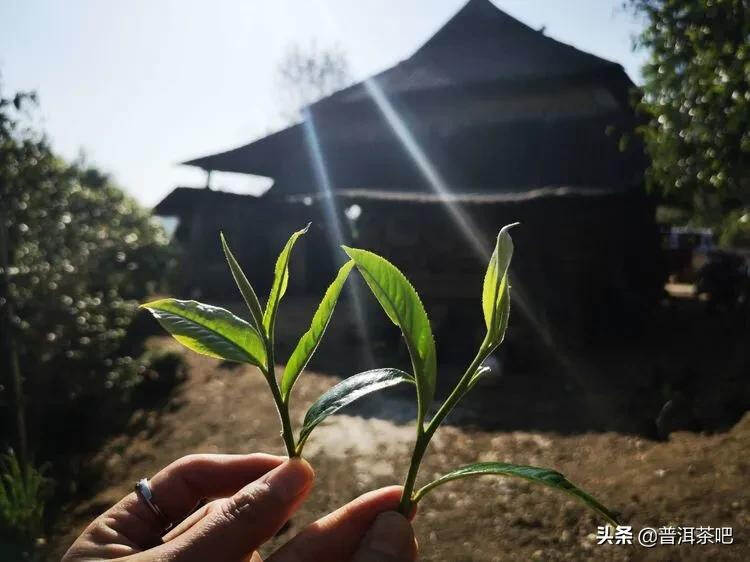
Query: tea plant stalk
345 224 619 527
143 226 414 461
261 343 298 457
143 223 620 534
398 337 490 513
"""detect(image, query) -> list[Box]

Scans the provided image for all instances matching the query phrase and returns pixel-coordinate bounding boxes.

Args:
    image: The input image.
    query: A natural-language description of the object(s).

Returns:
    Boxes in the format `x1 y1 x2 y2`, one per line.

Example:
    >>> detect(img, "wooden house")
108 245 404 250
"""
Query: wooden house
155 0 662 349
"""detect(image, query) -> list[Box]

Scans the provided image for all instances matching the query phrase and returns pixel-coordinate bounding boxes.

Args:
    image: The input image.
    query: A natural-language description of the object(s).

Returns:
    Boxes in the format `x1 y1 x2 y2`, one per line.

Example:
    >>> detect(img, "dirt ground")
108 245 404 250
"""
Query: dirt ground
48 334 749 562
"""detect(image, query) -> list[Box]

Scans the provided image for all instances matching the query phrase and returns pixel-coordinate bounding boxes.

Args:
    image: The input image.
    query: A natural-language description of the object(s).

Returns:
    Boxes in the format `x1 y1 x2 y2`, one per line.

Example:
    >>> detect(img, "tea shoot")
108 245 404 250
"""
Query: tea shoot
141 225 414 457
345 224 619 525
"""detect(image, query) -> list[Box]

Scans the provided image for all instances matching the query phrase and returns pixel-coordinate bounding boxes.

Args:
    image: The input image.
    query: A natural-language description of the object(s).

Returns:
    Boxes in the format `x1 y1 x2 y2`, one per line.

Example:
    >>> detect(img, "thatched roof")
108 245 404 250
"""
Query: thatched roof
153 186 266 215
319 0 622 104
181 0 642 196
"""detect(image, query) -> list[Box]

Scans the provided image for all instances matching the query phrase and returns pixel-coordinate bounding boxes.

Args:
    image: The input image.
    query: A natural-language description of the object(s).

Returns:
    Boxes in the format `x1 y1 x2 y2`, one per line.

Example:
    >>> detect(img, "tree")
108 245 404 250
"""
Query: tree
0 89 174 460
629 0 750 231
275 41 352 123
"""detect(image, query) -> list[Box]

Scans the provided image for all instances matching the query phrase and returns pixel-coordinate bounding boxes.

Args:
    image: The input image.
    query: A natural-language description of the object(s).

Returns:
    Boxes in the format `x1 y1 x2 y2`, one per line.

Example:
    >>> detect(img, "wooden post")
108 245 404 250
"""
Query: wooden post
0 209 28 467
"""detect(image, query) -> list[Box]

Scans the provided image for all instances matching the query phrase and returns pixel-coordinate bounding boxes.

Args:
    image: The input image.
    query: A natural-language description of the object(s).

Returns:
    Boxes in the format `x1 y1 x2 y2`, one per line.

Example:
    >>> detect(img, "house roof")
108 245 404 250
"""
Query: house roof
182 124 304 177
153 186 266 215
321 0 621 105
181 0 637 188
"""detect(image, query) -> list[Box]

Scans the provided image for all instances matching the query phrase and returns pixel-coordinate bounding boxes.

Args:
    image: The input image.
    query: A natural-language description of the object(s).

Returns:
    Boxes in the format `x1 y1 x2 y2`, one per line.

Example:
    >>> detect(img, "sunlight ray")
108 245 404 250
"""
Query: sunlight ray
301 108 375 368
360 78 611 424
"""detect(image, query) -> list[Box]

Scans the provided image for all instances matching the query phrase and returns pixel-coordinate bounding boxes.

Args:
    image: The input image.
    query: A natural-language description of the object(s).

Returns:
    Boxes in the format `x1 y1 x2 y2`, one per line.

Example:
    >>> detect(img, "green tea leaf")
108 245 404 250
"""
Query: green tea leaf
141 299 267 368
281 260 355 401
220 232 266 335
263 224 310 340
298 368 414 448
413 461 618 526
482 223 518 346
343 246 437 421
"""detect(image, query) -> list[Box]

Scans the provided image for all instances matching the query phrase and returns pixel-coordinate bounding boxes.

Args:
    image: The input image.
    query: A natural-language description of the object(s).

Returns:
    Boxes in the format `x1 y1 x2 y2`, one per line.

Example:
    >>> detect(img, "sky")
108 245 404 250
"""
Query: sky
1 0 647 207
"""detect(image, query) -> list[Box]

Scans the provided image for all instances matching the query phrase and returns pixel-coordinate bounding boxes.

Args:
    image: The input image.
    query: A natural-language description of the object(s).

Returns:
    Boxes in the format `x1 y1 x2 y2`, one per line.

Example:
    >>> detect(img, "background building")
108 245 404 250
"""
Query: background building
156 0 662 350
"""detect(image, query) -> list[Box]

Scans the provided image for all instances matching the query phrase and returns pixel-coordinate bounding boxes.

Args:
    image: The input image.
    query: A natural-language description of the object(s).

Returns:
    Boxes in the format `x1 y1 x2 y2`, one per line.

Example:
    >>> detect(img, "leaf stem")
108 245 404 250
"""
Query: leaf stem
398 424 428 513
264 342 298 458
398 337 492 514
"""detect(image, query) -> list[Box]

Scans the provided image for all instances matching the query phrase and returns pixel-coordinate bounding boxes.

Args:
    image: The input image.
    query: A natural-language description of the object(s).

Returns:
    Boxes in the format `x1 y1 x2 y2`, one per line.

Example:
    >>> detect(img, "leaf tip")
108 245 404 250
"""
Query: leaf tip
139 299 161 310
220 231 234 257
499 222 521 237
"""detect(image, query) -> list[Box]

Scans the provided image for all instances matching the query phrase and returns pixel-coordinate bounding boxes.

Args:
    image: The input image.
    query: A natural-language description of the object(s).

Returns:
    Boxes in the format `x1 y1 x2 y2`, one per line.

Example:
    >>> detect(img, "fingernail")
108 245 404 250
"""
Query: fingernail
360 512 413 558
263 459 314 503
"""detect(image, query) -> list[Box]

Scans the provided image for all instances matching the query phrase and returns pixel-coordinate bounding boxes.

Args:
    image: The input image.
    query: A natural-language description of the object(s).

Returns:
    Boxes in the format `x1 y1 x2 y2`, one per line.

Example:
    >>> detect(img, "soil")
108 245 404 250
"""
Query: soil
49 335 749 561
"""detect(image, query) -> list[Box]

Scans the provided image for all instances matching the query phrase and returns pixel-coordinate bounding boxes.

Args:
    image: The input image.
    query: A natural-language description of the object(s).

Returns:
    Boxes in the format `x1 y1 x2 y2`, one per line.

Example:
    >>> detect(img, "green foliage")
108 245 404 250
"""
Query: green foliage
413 462 619 526
133 348 188 403
630 0 750 222
351 225 618 526
220 233 265 333
0 89 174 455
140 299 267 368
144 229 354 456
263 224 310 340
482 223 516 349
0 451 48 544
343 246 437 424
146 221 618 532
718 209 750 248
297 368 413 451
282 260 355 401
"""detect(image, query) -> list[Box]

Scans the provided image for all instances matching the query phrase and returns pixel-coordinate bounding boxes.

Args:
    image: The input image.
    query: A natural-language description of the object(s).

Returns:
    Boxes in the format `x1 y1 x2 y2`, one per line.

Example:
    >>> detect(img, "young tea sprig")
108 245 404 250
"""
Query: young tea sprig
140 222 619 532
141 225 414 457
345 223 620 525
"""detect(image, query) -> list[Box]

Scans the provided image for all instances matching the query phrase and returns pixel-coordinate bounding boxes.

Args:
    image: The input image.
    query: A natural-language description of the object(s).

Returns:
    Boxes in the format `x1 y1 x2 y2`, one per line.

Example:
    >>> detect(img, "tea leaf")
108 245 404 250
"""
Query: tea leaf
482 224 517 346
263 224 310 339
298 368 414 448
413 461 618 526
281 260 355 401
141 299 267 368
343 246 437 421
220 232 265 335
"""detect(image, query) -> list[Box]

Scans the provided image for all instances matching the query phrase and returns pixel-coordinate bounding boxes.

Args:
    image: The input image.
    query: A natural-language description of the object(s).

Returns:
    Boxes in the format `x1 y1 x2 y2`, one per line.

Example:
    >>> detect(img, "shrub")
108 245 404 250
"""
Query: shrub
0 90 175 458
0 450 48 546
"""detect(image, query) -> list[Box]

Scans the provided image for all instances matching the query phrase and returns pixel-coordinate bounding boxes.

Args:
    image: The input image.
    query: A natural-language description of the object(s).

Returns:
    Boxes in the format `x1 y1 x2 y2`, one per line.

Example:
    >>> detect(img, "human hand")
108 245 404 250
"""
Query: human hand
62 453 417 561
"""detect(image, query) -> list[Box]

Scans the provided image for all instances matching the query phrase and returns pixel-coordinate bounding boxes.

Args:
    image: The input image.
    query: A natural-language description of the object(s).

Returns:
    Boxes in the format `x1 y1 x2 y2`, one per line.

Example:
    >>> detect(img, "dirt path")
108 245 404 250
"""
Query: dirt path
51 339 749 561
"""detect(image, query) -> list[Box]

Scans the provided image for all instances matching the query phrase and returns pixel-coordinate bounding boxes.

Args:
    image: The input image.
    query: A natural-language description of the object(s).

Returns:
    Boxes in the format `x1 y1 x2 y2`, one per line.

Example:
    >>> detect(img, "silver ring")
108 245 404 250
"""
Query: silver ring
134 478 172 531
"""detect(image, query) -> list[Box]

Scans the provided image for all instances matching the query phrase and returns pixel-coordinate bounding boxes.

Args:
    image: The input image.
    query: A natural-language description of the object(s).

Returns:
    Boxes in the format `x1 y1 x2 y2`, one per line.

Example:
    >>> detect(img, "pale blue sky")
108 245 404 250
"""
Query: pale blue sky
1 0 647 206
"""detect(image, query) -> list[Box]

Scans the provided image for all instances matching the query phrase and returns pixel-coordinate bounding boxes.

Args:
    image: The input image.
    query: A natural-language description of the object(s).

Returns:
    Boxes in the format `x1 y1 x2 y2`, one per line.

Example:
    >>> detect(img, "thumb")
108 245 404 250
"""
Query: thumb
165 459 314 561
352 511 417 562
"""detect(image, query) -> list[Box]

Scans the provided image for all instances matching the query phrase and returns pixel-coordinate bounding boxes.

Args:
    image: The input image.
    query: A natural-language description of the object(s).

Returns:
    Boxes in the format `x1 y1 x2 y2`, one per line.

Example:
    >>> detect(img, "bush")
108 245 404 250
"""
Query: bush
0 450 48 547
718 209 750 249
132 349 188 408
0 90 175 458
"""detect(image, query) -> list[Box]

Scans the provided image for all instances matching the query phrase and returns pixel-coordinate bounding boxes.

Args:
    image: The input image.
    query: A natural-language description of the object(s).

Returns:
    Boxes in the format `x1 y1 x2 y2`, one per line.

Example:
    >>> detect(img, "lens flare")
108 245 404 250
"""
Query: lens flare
360 78 610 425
363 78 491 260
301 108 375 368
303 2 610 424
